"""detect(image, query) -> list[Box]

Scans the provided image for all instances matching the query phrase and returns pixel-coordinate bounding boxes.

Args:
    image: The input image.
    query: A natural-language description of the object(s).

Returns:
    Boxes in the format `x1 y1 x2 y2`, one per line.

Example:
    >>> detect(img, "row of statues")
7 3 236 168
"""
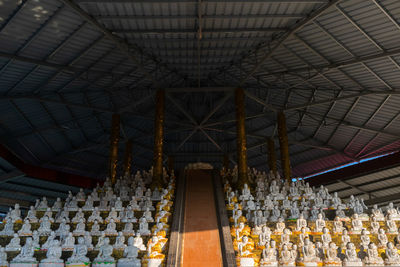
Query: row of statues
0 167 175 267
222 167 400 266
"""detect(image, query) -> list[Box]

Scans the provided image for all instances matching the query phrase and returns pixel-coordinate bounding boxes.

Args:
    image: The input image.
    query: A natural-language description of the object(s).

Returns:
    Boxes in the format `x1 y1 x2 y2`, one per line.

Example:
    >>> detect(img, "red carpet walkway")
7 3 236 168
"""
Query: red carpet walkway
181 170 223 267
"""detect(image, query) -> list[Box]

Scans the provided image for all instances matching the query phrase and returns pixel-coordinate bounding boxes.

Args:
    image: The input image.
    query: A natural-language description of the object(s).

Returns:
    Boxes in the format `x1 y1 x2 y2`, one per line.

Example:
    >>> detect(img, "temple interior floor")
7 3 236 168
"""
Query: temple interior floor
181 170 223 267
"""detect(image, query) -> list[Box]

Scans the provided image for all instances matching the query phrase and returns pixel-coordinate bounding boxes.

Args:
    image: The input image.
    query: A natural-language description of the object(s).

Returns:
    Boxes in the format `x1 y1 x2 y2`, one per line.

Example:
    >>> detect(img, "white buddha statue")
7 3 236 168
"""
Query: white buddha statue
289 202 300 219
104 219 117 236
72 208 85 223
260 240 278 266
332 216 344 234
73 218 86 236
90 220 102 236
295 214 309 232
121 206 136 223
300 238 321 265
114 232 126 250
275 218 285 234
122 222 135 236
93 237 115 265
11 237 37 264
117 236 141 267
42 231 56 250
343 242 362 266
138 216 151 236
321 227 332 249
38 215 52 236
18 219 32 236
83 231 93 250
324 242 341 266
387 214 398 233
370 216 381 234
67 237 90 265
378 228 388 248
314 213 326 232
42 207 54 223
62 232 75 251
52 197 63 211
279 244 295 266
37 197 49 210
76 188 86 201
9 204 22 223
88 207 103 223
363 242 384 266
55 208 70 223
133 233 146 251
105 207 120 223
40 239 63 265
6 233 21 251
371 204 385 221
341 229 351 249
269 207 281 222
280 228 291 247
55 218 70 238
98 198 109 211
351 213 363 233
82 195 94 211
240 183 252 201
0 247 8 267
26 206 38 223
386 202 400 220
144 207 154 222
360 229 370 248
114 197 123 211
0 219 14 236
385 242 400 266
67 197 79 211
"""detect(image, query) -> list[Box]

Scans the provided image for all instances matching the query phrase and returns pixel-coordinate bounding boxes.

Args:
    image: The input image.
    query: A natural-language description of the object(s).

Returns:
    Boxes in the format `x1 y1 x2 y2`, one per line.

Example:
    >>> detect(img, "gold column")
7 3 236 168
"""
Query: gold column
109 113 120 185
123 139 133 176
152 89 165 189
267 137 277 174
235 88 249 188
277 111 291 181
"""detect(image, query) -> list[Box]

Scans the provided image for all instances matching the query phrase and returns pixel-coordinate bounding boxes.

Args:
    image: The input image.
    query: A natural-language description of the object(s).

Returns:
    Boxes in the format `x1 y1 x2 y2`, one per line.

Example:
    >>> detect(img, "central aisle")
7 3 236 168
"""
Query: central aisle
181 170 223 267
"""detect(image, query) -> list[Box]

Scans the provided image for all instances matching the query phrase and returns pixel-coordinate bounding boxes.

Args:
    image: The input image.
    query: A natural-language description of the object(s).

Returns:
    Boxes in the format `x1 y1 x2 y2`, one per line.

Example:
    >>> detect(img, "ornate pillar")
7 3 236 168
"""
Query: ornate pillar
152 89 165 189
277 111 291 181
235 88 249 188
109 113 120 185
267 137 277 174
123 139 133 177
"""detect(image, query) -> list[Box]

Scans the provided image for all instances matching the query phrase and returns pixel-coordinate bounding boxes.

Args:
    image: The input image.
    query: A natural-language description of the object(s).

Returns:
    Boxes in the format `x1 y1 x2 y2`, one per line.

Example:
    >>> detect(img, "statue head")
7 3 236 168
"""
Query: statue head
353 213 359 219
270 240 276 248
323 227 329 234
104 237 110 245
388 242 394 249
151 236 158 243
78 237 84 244
128 236 134 246
239 222 245 229
329 242 336 249
25 237 32 245
343 229 348 235
317 213 323 219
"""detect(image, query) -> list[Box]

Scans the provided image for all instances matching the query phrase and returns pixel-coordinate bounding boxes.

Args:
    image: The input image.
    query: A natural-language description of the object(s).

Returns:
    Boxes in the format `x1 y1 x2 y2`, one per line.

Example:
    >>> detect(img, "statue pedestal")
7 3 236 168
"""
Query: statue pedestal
144 259 163 267
10 263 38 267
323 261 341 266
117 259 141 267
39 263 64 267
343 261 363 266
238 257 255 266
278 261 295 266
65 262 90 267
297 262 323 266
92 262 116 267
260 260 278 267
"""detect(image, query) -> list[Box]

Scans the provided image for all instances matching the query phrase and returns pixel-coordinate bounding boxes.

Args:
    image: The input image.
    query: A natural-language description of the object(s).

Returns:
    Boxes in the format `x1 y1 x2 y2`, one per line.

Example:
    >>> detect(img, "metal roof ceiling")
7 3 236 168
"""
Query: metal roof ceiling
1 0 400 178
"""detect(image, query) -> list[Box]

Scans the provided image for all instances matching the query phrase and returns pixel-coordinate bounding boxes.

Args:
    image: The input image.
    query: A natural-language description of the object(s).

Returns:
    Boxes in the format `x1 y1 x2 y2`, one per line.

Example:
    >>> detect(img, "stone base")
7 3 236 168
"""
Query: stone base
278 261 295 266
238 257 255 266
92 262 116 267
117 259 141 267
297 261 323 266
343 261 363 266
10 263 38 267
65 262 90 267
259 260 278 267
145 259 163 267
385 262 400 266
39 263 64 267
323 260 341 266
364 261 384 266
